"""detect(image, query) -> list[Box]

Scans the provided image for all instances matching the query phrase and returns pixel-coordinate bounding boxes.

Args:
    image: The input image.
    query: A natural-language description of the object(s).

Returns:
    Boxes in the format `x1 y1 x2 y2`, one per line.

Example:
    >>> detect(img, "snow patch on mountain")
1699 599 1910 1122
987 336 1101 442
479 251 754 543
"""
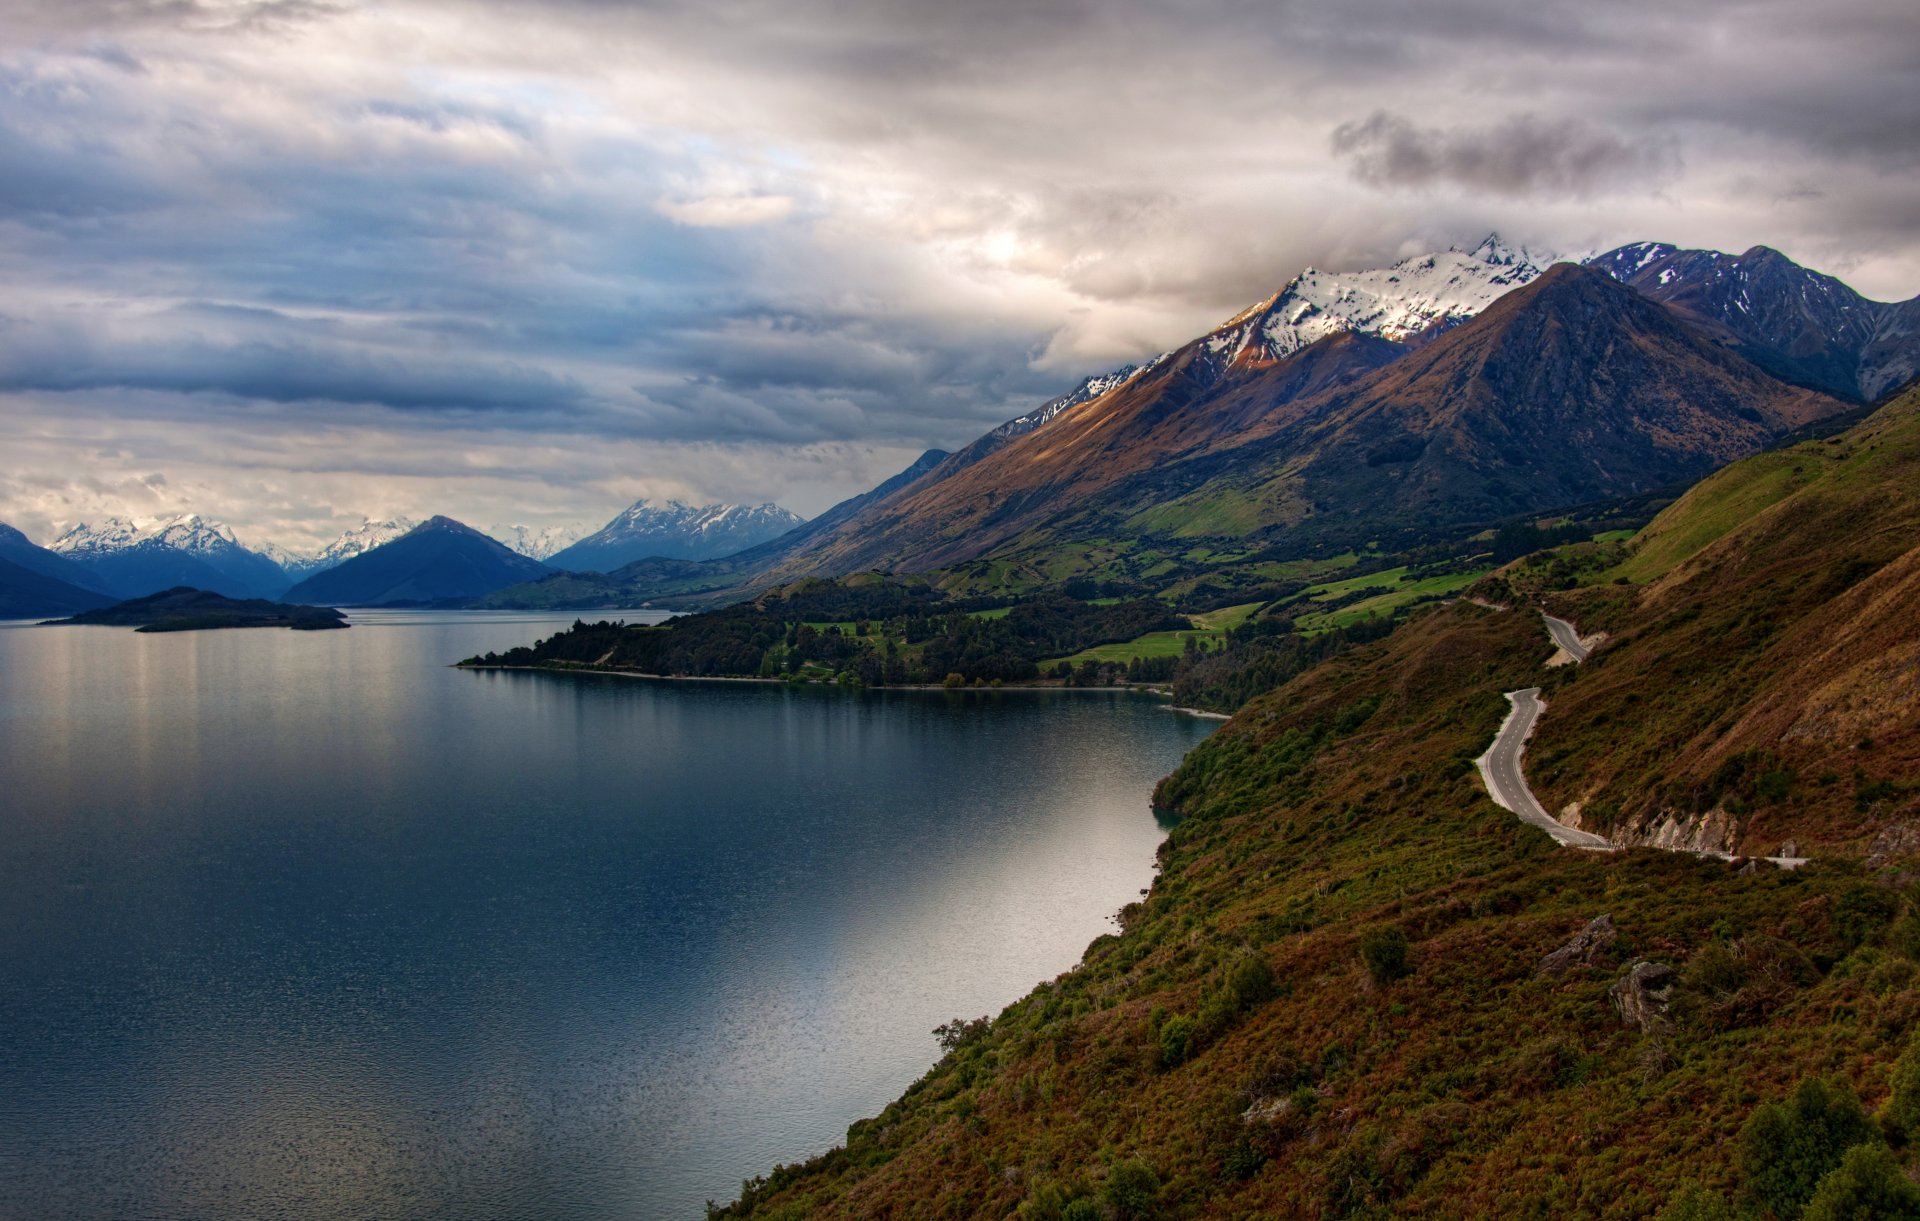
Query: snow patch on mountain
1208 233 1557 364
53 513 248 558
488 523 586 561
550 500 807 569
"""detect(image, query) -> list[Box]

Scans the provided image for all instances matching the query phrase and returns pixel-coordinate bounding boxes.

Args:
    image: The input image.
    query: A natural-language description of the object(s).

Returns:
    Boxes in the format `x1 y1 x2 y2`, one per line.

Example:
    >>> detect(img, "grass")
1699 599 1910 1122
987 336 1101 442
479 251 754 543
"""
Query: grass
1292 569 1490 632
1042 602 1263 667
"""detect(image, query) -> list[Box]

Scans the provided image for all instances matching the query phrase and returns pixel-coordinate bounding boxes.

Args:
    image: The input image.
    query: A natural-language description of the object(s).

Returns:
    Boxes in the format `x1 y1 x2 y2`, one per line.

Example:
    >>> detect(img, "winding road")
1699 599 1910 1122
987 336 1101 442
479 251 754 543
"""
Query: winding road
1476 610 1807 867
1542 613 1591 662
1476 687 1616 850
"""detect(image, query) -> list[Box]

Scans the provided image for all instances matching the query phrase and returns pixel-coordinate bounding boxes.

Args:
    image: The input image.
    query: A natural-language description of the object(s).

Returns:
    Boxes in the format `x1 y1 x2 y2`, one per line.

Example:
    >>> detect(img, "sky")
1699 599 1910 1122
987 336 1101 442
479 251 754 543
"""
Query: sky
2 0 1917 552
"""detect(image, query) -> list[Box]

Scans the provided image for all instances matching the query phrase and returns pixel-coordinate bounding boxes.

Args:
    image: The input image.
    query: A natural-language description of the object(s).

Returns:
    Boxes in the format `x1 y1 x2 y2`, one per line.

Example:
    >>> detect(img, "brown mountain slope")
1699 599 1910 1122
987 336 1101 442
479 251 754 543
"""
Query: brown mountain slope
716 590 1920 1219
1513 381 1920 855
751 328 1406 580
758 265 1844 582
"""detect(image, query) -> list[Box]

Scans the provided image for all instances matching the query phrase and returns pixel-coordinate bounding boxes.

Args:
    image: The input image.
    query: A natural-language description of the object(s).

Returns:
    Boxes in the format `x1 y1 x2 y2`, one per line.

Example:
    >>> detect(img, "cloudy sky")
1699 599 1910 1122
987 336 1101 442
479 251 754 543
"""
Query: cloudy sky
2 0 1916 551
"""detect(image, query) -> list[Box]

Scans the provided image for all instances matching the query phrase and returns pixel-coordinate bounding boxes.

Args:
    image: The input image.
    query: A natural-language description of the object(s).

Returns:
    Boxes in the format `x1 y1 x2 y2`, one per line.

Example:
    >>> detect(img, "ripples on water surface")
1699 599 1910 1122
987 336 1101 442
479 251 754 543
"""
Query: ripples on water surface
0 610 1214 1219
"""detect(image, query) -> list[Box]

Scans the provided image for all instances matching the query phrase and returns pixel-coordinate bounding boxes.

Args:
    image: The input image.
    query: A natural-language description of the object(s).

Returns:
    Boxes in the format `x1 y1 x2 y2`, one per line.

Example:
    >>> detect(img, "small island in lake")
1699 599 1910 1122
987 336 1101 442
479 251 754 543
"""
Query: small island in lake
45 586 349 632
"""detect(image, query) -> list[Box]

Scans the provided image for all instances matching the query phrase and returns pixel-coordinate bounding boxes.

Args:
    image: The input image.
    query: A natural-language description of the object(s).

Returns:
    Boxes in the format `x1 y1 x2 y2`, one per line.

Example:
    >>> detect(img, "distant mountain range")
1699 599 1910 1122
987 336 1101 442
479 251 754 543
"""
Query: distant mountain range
285 516 552 606
265 518 420 578
503 236 1898 611
49 514 290 601
548 500 806 571
7 235 1912 619
1588 241 1920 401
487 523 584 562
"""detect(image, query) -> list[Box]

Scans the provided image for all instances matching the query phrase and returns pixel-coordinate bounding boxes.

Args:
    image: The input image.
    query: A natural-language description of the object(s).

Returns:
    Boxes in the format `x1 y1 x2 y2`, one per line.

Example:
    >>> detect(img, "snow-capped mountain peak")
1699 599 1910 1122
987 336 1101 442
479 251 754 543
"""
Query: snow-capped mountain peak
315 518 419 567
1199 237 1561 365
549 499 806 570
488 522 585 561
52 513 246 557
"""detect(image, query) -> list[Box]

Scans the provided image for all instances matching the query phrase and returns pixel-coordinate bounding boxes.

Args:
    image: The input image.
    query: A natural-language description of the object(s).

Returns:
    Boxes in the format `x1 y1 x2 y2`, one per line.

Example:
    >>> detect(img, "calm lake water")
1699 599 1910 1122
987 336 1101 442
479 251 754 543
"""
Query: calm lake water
0 610 1214 1220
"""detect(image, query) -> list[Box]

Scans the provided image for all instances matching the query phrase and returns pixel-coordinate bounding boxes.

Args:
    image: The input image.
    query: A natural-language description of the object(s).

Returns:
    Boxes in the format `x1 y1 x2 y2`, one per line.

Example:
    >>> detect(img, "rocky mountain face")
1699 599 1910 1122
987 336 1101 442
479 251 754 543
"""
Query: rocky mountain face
286 516 550 606
48 513 288 599
1587 241 1920 401
0 524 116 617
549 500 805 571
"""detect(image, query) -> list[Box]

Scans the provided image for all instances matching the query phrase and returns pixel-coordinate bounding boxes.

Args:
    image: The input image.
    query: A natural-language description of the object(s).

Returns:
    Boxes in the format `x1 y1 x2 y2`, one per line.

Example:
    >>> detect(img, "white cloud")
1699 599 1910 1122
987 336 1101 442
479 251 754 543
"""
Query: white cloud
655 194 796 228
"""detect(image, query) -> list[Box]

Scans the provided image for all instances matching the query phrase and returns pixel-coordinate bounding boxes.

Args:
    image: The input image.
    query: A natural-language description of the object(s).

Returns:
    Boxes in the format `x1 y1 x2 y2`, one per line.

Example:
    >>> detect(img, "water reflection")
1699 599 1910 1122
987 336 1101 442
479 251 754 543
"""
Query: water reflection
0 612 1212 1219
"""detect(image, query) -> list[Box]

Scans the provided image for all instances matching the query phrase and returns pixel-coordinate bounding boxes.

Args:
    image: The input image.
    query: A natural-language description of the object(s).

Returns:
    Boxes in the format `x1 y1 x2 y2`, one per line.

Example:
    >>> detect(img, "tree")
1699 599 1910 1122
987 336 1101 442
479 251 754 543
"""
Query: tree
1740 1078 1879 1219
1656 1182 1738 1221
1884 1033 1920 1143
1802 1143 1920 1220
1359 926 1412 987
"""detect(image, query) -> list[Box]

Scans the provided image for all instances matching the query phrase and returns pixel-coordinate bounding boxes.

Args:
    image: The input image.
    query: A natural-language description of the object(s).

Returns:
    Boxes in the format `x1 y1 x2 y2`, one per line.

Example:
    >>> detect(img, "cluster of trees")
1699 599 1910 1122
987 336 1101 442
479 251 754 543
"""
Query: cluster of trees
1659 1061 1920 1219
1171 615 1397 711
461 585 1189 687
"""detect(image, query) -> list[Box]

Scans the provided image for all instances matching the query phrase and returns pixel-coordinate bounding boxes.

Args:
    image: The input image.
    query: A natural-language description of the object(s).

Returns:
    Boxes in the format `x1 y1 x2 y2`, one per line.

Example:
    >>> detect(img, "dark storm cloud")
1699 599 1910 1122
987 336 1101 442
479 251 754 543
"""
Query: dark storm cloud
1330 112 1679 198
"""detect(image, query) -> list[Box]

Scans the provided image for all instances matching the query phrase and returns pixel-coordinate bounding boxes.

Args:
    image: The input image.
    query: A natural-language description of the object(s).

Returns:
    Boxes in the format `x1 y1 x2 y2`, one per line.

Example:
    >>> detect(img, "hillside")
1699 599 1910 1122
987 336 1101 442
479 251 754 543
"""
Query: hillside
745 265 1841 588
712 592 1920 1218
0 554 114 618
1493 380 1920 857
701 379 1920 1218
286 516 550 605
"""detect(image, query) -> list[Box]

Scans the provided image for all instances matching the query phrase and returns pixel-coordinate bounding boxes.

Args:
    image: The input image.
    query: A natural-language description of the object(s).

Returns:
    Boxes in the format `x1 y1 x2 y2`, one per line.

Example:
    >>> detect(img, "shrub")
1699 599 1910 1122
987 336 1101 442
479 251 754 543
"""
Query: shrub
1833 885 1899 948
1160 1015 1197 1067
1884 1035 1920 1143
1802 1143 1920 1220
1101 1159 1162 1220
1359 926 1412 987
1225 953 1278 1009
1656 1181 1738 1220
1739 1078 1879 1219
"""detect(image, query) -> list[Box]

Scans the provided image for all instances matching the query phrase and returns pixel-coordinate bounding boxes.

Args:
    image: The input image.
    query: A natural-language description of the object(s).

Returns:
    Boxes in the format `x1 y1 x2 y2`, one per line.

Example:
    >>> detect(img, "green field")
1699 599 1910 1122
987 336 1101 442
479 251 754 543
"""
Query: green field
1042 601 1262 667
1291 568 1490 632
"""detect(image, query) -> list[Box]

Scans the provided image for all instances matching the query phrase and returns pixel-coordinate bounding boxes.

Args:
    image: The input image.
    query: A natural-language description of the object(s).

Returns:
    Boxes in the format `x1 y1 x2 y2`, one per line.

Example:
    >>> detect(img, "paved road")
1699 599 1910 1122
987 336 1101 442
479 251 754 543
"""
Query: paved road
1476 688 1618 850
1542 612 1590 662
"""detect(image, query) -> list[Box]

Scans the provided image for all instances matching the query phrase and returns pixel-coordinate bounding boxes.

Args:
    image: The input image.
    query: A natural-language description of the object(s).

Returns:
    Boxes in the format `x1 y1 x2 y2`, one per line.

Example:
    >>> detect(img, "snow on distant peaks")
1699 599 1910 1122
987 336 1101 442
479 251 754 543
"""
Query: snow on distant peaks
317 518 419 565
1203 233 1561 363
488 522 585 561
51 512 245 556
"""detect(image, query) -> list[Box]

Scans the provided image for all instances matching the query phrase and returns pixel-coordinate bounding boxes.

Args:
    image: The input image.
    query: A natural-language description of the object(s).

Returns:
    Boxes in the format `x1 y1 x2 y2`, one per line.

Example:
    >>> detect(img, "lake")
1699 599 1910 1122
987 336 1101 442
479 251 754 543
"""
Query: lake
0 610 1215 1219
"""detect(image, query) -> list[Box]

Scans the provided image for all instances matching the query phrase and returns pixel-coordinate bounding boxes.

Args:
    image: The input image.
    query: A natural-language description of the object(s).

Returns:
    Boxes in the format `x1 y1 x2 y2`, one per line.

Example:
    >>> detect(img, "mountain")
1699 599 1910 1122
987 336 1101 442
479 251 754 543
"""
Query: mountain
266 517 422 578
285 516 551 605
1206 232 1554 363
1513 376 1920 856
745 263 1842 583
487 523 584 561
0 554 114 618
474 450 955 609
549 500 806 571
48 514 288 600
0 522 113 593
1588 241 1920 401
713 385 1920 1221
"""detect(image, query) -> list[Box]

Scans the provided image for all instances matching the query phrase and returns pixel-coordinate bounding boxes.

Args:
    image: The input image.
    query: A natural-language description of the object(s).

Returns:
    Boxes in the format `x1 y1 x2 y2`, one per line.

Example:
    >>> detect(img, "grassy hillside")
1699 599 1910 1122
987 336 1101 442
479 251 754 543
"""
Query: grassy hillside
1505 384 1920 855
712 589 1920 1219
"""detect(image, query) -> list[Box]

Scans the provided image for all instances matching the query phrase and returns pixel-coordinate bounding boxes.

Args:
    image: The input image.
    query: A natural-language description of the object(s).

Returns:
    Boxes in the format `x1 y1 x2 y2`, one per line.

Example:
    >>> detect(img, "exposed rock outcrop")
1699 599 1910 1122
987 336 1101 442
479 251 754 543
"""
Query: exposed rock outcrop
1609 961 1677 1034
1538 915 1618 978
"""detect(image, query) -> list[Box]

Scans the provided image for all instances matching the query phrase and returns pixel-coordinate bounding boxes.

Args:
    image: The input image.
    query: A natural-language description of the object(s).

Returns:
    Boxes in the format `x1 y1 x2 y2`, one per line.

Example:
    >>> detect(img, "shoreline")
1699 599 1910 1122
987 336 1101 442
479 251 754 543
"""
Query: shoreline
456 663 1233 717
